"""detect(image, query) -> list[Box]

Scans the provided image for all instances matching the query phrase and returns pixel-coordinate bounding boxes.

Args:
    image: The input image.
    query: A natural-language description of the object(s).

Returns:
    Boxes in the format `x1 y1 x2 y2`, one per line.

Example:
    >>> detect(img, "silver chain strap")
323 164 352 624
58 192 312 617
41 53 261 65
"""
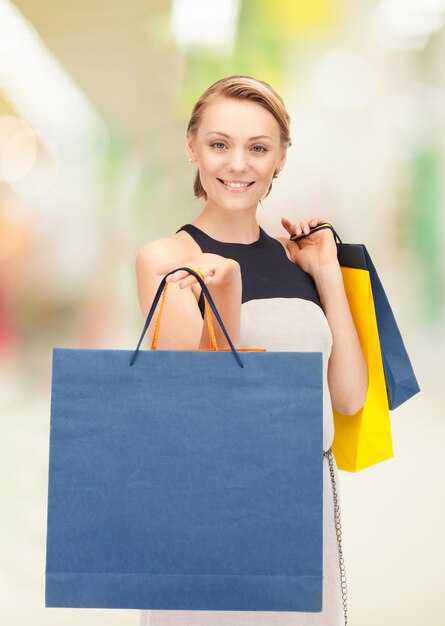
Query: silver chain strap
323 447 348 625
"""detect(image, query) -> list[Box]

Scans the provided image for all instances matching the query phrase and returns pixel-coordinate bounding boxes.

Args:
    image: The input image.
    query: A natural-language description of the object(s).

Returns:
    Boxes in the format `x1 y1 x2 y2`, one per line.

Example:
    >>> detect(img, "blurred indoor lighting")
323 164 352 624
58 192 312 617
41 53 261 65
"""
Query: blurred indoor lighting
314 48 375 110
0 114 59 194
9 139 59 196
170 0 240 54
374 0 445 50
392 82 445 154
0 115 37 182
0 0 107 161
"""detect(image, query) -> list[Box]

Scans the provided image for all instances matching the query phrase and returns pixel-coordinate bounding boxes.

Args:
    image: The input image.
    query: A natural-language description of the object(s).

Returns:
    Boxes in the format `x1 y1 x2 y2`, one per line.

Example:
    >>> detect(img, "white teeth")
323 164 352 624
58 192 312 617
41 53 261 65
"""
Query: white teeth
222 180 251 188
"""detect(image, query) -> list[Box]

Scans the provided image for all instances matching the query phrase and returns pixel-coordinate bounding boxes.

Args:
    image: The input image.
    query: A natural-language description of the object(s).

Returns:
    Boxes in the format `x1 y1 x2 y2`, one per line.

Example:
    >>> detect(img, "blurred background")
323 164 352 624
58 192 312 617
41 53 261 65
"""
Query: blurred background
0 1 444 624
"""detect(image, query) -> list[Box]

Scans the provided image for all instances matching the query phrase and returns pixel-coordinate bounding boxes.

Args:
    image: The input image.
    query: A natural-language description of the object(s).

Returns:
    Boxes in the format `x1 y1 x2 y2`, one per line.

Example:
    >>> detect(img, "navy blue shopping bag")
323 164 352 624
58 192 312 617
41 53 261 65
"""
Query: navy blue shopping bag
291 224 420 410
335 234 420 409
45 267 324 611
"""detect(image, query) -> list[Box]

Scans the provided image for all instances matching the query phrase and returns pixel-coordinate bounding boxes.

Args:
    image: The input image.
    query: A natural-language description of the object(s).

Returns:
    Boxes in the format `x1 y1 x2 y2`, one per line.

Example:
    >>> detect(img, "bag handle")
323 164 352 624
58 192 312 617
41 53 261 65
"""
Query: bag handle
289 221 343 245
130 266 244 368
151 266 218 351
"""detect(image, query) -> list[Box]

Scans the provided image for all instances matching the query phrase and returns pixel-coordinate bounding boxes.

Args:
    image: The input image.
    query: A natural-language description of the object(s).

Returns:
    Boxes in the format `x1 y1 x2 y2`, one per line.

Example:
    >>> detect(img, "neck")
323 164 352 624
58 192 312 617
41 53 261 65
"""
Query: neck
192 203 260 244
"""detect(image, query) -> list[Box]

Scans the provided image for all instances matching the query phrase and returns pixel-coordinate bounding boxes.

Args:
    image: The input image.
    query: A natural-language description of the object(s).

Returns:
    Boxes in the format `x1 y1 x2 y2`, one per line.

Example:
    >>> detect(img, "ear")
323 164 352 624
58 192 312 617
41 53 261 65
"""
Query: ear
185 135 196 162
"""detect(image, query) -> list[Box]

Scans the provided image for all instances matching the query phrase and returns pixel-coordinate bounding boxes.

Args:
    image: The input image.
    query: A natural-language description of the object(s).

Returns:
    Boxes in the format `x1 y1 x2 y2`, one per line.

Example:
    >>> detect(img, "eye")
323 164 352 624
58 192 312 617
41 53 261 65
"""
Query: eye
252 145 267 153
211 142 226 150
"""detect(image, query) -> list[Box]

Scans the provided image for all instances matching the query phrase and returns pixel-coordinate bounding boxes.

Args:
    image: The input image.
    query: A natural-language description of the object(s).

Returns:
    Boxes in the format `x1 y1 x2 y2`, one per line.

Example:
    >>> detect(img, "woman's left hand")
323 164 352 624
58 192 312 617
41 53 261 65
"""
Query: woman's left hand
281 215 339 277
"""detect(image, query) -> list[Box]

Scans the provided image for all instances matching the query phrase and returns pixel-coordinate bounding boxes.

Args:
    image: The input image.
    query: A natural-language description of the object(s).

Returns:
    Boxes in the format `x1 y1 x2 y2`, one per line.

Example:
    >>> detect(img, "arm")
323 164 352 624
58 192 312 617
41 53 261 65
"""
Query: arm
313 262 369 415
197 279 242 349
135 239 242 350
280 216 369 416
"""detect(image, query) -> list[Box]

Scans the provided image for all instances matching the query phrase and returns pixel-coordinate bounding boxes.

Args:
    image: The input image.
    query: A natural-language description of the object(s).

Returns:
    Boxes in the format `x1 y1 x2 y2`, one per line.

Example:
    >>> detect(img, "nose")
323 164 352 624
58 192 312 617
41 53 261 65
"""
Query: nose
227 148 249 173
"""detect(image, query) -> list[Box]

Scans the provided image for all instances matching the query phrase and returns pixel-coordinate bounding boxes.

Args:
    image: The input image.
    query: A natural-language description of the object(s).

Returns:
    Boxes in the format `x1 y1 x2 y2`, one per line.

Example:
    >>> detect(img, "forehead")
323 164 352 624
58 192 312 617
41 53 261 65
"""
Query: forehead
197 97 279 140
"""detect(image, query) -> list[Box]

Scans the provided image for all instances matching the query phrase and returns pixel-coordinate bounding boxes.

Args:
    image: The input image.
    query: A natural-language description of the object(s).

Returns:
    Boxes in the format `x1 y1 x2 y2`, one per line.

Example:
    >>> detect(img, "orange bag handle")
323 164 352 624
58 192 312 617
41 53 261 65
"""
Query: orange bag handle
150 266 265 354
131 266 254 368
150 266 268 356
151 266 218 351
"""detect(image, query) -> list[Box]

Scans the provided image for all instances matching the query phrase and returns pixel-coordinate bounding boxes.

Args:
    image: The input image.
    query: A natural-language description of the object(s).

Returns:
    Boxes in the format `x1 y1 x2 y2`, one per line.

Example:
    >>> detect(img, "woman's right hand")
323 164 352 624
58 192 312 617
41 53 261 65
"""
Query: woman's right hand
156 253 241 291
136 242 242 350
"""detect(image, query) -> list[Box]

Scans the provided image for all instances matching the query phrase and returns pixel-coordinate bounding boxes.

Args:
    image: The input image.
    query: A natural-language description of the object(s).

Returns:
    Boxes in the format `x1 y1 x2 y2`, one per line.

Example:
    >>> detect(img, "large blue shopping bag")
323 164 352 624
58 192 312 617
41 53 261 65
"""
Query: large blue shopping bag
45 267 324 611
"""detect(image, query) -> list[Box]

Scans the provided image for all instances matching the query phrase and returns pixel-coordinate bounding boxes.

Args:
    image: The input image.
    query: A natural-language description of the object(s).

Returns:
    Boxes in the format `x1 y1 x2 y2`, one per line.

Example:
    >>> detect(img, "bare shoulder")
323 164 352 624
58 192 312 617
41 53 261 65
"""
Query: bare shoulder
136 230 198 268
137 234 181 262
134 231 205 348
135 231 203 313
274 236 292 261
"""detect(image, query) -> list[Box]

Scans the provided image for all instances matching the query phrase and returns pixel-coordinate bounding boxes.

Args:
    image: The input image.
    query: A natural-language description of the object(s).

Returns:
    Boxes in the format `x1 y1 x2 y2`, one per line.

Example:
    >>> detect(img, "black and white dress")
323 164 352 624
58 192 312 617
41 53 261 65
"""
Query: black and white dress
139 223 343 625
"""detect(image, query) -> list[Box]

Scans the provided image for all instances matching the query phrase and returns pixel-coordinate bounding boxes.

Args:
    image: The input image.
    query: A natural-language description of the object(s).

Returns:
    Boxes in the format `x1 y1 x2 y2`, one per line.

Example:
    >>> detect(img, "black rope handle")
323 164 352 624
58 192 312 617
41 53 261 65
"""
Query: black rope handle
129 266 244 369
289 222 343 245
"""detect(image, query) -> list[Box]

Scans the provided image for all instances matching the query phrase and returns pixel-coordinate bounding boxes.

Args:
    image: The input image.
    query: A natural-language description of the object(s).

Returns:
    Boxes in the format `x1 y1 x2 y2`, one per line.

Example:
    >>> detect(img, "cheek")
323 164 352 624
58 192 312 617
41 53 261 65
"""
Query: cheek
255 153 275 170
199 152 222 173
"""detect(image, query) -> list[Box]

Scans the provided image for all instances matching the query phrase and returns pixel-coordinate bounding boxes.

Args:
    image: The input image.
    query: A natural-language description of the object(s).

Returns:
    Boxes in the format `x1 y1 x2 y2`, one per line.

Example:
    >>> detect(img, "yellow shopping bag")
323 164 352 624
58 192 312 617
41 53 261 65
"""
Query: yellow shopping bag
332 266 393 472
290 223 396 472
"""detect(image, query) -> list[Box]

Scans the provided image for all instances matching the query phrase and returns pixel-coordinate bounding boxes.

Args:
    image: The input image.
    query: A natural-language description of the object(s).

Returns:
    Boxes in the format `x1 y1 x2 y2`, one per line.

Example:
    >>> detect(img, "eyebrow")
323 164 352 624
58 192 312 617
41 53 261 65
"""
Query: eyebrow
205 131 274 141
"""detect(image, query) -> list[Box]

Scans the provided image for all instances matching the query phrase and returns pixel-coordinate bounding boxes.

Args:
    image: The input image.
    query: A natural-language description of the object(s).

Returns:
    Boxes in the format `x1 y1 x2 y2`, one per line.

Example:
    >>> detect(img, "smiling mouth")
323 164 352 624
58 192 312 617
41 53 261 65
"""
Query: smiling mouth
217 178 255 188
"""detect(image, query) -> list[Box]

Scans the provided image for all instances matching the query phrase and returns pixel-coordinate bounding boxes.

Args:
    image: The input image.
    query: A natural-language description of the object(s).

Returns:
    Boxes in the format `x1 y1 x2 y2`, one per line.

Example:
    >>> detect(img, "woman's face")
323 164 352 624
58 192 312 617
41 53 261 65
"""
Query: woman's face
187 97 286 212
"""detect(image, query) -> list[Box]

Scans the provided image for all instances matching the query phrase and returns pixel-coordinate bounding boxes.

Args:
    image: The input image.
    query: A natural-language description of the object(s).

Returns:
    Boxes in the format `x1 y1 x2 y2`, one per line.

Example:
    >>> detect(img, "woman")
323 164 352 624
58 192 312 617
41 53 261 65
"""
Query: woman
136 75 368 626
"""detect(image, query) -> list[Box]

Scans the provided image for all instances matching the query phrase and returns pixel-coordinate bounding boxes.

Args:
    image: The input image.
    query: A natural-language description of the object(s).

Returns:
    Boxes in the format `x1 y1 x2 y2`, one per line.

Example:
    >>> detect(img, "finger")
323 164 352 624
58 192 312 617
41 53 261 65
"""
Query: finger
285 216 328 238
166 268 202 283
179 271 214 289
281 217 300 235
176 266 215 288
311 217 328 226
203 269 216 284
169 268 192 279
303 218 322 234
301 221 311 235
301 218 317 234
178 275 198 289
281 217 294 233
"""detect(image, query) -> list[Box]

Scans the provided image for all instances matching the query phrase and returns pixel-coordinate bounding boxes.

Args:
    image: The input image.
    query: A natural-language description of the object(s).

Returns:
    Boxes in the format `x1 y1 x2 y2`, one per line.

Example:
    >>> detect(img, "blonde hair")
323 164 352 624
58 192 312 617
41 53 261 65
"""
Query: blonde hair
186 75 292 201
